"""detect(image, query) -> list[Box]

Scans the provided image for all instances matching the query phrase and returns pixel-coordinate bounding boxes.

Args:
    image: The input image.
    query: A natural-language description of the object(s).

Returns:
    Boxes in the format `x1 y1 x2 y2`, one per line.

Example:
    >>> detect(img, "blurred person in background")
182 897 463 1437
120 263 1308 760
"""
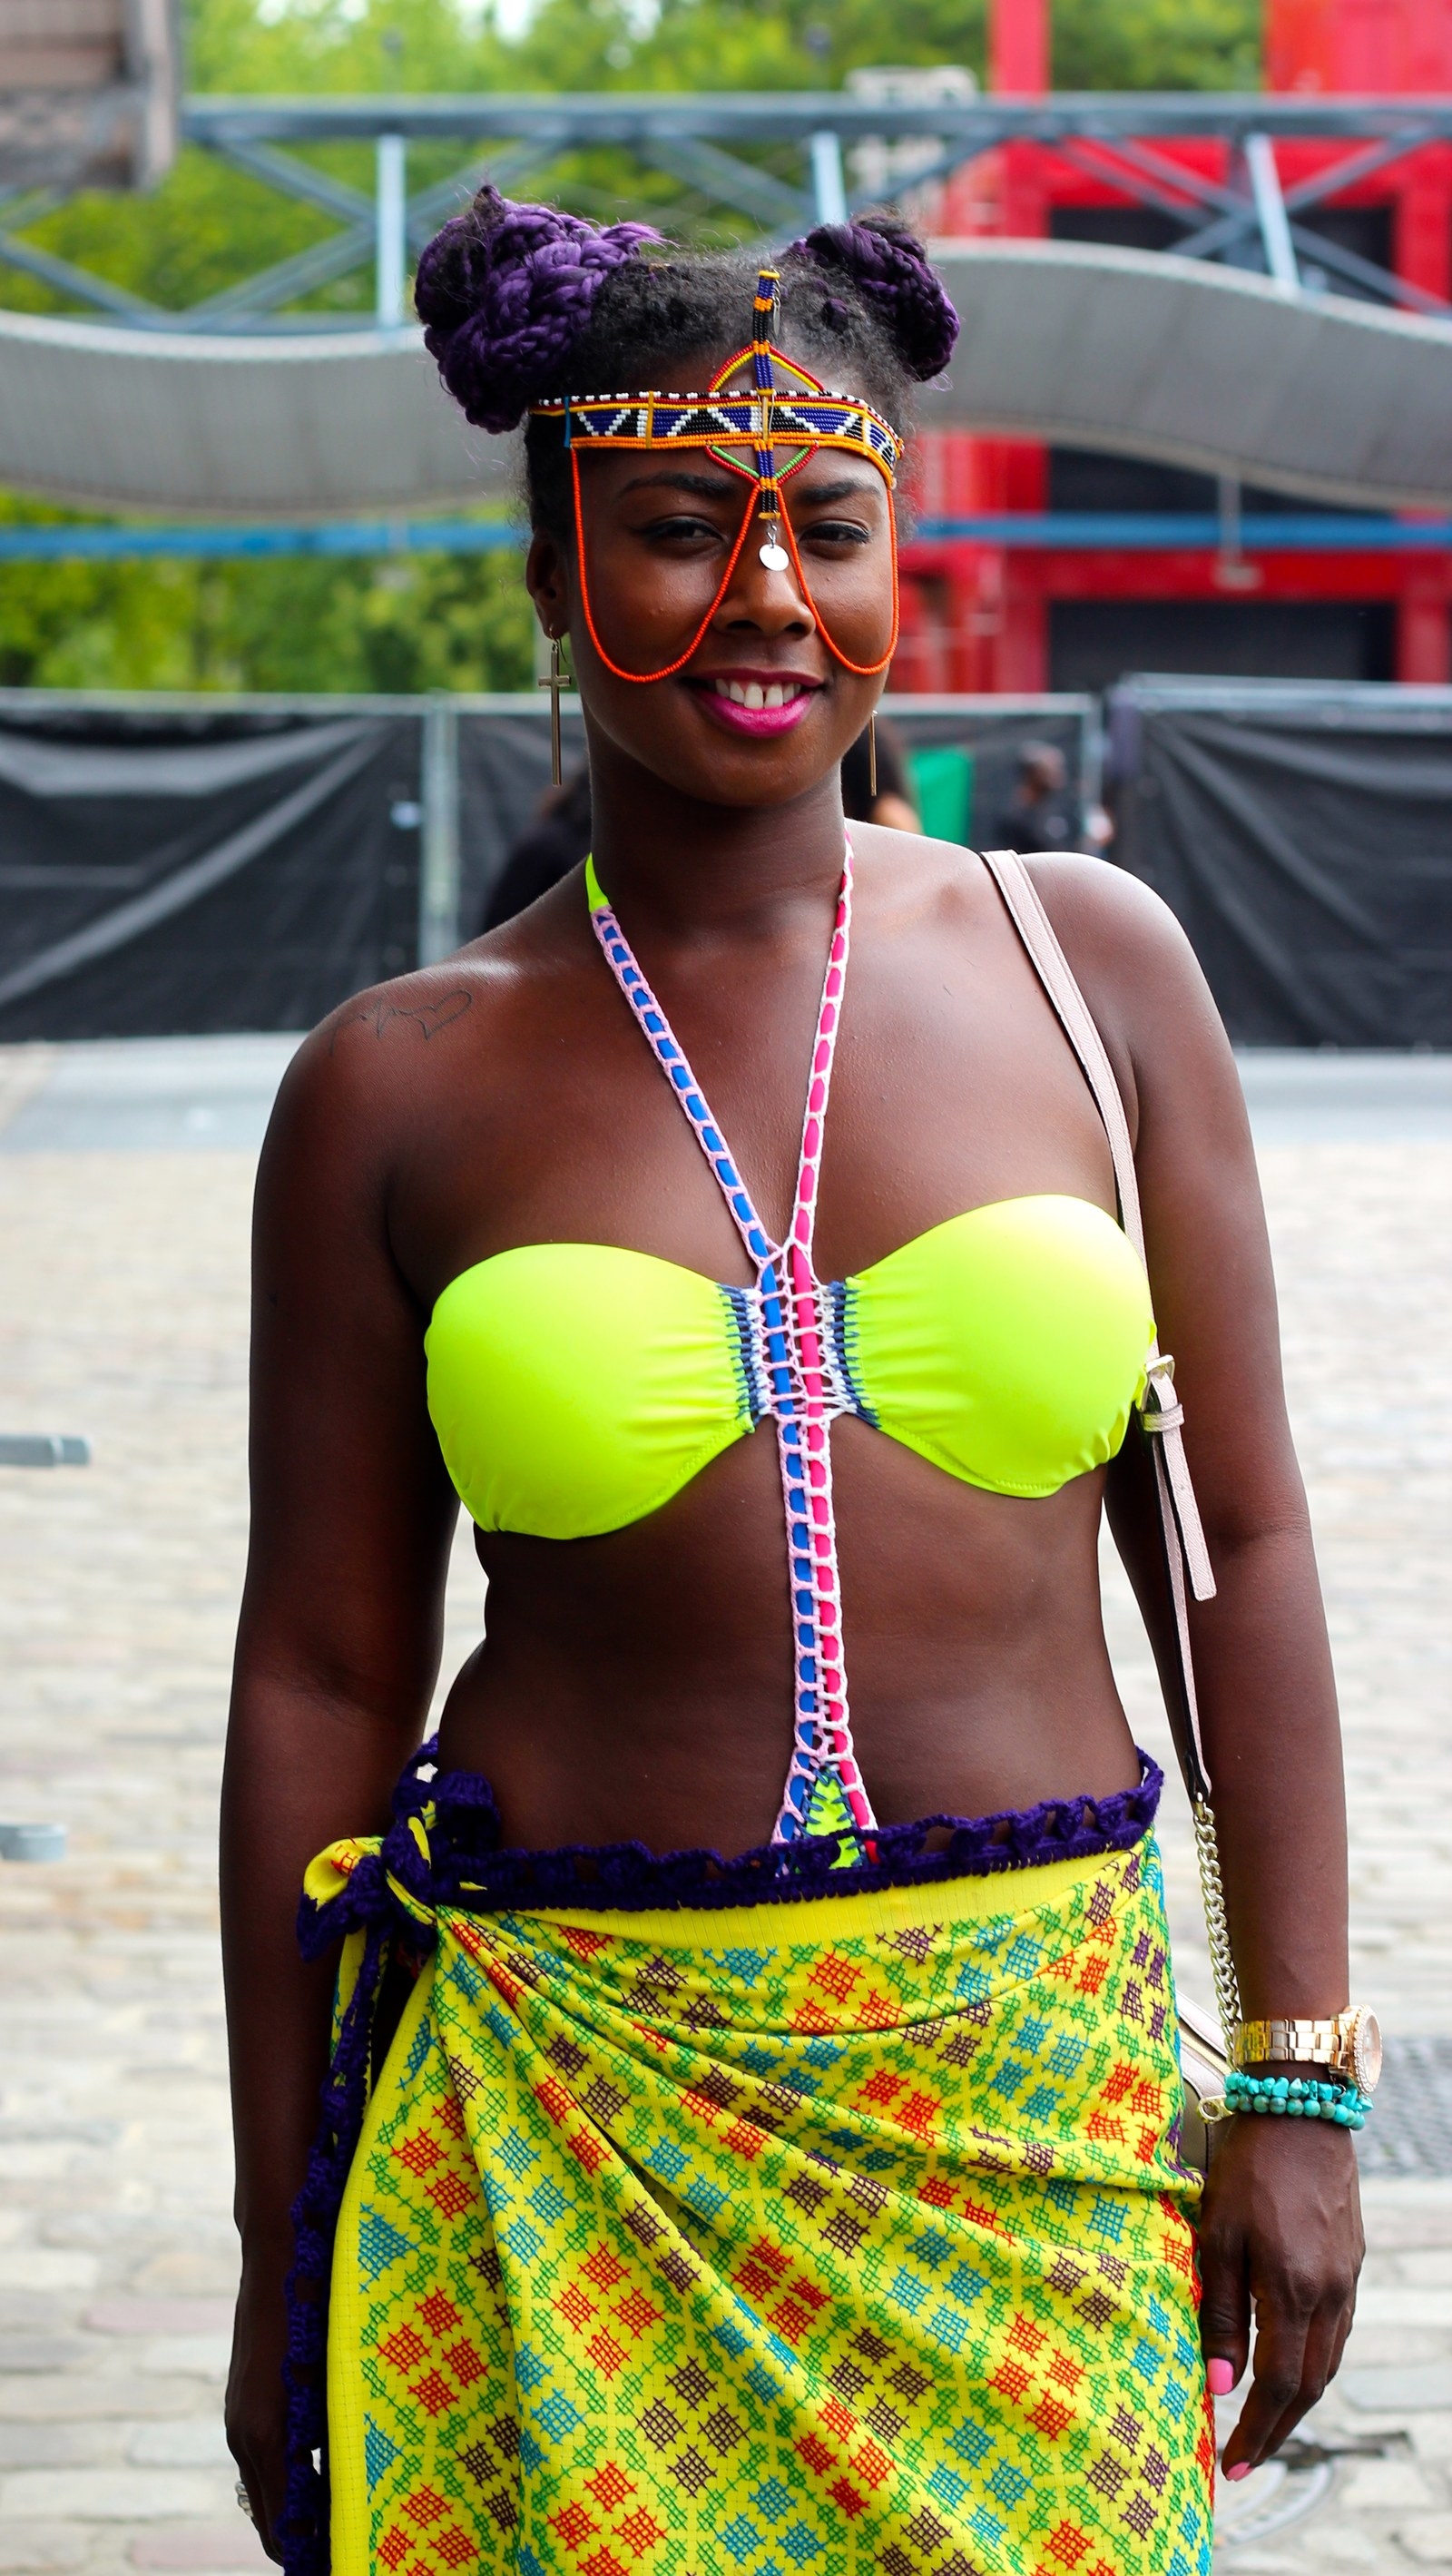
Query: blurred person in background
840 709 919 832
482 765 593 930
990 737 1074 851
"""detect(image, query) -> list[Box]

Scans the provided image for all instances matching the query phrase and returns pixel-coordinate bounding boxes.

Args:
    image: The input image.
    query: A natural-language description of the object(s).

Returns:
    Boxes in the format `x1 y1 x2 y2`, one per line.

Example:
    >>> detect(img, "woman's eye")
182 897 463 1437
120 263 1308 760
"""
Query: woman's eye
800 519 873 548
641 515 725 544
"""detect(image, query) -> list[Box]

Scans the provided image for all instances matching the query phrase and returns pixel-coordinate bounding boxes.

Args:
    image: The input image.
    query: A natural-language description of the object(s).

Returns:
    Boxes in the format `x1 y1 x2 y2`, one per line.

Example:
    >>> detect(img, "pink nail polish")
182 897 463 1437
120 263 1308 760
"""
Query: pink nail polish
1206 2359 1235 2395
1224 2463 1251 2483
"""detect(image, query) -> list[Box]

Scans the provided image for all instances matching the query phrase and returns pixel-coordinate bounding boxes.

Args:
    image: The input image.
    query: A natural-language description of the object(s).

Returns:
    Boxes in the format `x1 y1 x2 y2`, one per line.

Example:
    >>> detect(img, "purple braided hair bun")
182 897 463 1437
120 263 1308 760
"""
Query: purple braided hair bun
415 186 662 434
790 215 958 383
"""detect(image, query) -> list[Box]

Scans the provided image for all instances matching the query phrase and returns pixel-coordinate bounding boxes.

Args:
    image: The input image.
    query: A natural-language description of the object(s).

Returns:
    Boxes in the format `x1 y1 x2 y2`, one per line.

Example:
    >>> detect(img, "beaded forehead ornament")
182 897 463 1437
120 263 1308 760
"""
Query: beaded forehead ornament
530 266 903 684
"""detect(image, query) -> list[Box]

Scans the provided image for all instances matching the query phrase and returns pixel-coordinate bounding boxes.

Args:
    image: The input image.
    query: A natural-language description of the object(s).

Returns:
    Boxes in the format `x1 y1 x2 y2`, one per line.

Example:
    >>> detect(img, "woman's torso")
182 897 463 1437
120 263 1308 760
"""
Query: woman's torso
382 829 1147 1856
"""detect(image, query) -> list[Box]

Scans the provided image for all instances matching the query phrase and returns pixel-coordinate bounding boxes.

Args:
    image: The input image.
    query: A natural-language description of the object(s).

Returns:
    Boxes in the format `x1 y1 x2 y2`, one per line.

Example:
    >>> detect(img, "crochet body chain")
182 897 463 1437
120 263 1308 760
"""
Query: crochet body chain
587 848 874 1847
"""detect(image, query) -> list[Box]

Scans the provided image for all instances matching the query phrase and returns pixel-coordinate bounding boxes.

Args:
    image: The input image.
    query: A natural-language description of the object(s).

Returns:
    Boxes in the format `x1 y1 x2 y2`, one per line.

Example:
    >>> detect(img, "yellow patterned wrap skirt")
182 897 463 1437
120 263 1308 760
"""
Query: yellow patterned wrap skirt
307 1828 1212 2576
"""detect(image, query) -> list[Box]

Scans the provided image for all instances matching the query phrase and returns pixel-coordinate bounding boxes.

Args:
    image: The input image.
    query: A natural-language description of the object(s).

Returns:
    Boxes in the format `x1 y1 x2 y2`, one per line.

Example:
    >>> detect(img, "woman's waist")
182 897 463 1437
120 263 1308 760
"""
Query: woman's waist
437 1645 1140 1858
307 1735 1163 1944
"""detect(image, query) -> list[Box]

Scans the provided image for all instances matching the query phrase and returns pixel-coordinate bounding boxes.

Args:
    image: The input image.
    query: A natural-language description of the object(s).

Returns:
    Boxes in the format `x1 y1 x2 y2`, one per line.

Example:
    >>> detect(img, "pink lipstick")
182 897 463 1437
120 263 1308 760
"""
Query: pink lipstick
691 673 820 738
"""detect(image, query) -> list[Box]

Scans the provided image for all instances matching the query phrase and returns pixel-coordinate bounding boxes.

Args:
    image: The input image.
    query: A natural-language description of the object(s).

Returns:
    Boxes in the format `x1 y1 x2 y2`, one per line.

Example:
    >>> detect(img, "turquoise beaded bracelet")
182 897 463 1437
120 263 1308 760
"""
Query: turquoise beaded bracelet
1224 2070 1371 2129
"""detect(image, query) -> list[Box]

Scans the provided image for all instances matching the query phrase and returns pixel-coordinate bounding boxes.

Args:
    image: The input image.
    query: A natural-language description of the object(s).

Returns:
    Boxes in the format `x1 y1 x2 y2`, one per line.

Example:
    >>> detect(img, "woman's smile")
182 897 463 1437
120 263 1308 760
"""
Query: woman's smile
690 665 823 736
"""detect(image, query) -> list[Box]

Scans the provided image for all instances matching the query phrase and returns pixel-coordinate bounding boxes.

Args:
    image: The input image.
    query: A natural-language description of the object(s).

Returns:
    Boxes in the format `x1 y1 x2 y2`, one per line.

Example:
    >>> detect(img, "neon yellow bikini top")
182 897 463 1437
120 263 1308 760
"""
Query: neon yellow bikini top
425 850 1154 1846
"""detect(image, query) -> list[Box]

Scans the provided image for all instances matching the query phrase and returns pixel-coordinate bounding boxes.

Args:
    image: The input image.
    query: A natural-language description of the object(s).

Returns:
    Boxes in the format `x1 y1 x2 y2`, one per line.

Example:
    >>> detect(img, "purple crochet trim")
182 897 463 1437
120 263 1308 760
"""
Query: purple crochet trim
415 185 661 433
280 1762 437 2576
420 1753 1162 1913
790 217 959 382
281 1743 1160 2572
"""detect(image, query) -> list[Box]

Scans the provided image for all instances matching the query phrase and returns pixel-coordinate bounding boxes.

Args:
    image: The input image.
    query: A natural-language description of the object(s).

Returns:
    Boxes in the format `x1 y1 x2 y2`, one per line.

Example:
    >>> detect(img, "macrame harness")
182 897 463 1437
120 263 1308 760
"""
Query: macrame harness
588 845 872 1847
531 266 903 686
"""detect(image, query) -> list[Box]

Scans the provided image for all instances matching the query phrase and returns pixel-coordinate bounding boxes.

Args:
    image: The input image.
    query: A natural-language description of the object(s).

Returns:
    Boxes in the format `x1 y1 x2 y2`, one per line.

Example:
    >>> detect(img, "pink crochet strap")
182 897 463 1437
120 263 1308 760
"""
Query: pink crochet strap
586 851 875 1847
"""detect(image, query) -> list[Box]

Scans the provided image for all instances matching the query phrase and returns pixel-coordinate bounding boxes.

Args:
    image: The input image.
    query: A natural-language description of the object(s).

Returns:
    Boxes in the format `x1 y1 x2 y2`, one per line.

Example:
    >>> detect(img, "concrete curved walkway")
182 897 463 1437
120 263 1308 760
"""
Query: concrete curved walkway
0 239 1447 516
927 240 1452 512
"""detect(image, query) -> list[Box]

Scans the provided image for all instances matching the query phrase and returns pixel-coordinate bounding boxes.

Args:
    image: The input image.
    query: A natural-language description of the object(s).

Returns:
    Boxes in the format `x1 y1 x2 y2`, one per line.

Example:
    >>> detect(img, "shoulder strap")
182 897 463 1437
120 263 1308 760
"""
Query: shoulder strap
978 847 1216 1804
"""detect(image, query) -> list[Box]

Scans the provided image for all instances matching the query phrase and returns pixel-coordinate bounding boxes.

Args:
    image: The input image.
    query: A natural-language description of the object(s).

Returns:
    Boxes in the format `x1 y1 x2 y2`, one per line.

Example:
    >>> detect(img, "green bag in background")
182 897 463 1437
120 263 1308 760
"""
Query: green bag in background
907 744 975 845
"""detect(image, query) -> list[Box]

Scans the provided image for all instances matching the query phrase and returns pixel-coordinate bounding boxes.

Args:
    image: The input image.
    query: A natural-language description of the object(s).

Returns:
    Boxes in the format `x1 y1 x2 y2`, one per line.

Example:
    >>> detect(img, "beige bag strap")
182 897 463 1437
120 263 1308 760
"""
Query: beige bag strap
979 848 1242 2040
976 849 1217 1787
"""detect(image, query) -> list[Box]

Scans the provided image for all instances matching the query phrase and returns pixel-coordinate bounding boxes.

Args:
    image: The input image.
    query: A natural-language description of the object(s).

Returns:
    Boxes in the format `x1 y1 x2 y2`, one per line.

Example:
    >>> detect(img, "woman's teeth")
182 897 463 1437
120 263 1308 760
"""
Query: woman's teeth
711 679 807 709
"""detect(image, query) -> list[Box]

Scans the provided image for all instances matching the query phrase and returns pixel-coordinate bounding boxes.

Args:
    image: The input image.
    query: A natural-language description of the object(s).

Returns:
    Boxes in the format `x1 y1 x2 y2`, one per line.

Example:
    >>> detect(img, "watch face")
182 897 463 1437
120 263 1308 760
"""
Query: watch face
1350 2008 1382 2095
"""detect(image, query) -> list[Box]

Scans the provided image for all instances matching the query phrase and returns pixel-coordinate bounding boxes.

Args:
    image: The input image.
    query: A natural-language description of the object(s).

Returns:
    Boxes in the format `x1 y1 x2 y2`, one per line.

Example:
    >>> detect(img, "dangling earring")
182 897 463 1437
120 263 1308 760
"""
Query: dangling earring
537 634 564 786
868 711 878 804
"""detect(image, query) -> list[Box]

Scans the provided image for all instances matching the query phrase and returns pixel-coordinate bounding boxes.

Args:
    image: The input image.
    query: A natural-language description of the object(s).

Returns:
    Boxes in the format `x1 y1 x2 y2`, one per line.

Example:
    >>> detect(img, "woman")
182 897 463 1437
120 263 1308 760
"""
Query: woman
223 192 1368 2576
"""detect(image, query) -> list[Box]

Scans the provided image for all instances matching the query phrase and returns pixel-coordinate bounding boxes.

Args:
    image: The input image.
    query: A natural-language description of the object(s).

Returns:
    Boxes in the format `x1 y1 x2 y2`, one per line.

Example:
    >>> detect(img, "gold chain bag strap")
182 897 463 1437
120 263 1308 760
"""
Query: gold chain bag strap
980 850 1237 2174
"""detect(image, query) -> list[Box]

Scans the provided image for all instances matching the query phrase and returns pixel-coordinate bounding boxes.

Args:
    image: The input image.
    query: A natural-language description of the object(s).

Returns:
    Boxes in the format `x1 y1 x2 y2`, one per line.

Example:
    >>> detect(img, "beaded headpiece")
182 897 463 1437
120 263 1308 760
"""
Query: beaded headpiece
530 268 902 685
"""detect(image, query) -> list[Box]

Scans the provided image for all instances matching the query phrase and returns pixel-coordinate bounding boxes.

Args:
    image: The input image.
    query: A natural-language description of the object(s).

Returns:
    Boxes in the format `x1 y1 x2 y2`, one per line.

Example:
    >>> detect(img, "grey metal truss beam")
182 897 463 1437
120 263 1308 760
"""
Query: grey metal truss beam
1283 218 1447 310
181 214 377 324
181 93 1452 149
636 137 808 230
212 138 374 227
172 141 557 330
9 94 1452 333
1166 159 1447 309
1056 129 1447 312
0 226 161 317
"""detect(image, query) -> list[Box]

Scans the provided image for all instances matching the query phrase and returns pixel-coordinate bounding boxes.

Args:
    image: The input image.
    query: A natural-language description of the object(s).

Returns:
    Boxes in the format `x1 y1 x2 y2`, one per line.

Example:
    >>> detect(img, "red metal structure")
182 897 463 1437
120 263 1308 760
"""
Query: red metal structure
895 0 1452 693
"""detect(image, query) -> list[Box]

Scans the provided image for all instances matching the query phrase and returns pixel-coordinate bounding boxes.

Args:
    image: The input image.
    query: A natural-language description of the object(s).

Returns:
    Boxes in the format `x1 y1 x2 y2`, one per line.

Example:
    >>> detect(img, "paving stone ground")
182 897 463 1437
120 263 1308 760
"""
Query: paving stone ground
0 1043 1447 2574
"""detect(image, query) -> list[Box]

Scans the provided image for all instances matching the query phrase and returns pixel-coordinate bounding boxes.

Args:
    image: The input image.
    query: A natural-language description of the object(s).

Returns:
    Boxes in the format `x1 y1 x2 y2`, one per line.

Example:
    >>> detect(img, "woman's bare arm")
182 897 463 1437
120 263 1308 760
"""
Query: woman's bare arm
221 1000 462 2556
1037 856 1363 2479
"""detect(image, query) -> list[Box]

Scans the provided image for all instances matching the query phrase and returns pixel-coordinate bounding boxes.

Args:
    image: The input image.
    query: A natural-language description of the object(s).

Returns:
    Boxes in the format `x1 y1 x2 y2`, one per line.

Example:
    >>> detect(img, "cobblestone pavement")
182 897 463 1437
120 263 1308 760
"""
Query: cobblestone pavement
0 1043 1447 2575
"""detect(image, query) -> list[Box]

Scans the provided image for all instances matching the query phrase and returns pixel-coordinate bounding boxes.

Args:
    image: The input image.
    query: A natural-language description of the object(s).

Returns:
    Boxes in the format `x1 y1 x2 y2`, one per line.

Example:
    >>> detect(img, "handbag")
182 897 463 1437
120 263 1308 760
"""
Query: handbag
981 851 1238 2177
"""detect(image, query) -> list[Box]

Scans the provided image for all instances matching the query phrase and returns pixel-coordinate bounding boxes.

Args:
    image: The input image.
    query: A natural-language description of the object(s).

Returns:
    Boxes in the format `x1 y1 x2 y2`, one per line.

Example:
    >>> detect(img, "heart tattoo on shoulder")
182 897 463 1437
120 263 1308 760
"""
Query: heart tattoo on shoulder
329 991 474 1056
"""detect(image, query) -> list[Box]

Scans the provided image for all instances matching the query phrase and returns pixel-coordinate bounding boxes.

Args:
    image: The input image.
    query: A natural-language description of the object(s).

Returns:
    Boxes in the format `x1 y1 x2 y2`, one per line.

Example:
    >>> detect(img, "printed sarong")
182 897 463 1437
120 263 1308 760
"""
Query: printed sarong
303 1823 1212 2576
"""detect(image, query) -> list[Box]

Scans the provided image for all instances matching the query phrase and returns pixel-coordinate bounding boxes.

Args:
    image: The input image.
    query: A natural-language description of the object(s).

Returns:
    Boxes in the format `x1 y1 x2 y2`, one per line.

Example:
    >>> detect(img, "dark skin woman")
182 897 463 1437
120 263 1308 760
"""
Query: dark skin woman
222 346 1361 2556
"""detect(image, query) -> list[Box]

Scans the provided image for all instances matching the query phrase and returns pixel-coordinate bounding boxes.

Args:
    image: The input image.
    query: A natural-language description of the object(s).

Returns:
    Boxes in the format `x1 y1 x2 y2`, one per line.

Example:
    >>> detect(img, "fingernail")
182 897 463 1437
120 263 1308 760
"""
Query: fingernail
1206 2358 1236 2395
1224 2463 1251 2483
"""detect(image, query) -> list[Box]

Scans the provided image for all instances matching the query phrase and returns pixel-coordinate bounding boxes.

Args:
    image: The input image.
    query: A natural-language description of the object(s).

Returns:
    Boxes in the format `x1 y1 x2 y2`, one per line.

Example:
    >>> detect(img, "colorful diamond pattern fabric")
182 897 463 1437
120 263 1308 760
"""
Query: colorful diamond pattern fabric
319 1831 1212 2576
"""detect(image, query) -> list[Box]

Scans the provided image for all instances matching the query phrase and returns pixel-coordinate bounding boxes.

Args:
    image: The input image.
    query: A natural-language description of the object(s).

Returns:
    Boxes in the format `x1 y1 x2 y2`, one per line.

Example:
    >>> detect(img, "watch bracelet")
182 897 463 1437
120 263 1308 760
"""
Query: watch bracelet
1232 2016 1360 2073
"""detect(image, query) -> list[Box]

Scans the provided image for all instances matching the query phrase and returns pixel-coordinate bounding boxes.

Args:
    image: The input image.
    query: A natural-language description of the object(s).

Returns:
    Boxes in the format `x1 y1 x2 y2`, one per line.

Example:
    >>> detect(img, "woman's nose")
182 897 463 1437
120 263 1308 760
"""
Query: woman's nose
714 536 816 635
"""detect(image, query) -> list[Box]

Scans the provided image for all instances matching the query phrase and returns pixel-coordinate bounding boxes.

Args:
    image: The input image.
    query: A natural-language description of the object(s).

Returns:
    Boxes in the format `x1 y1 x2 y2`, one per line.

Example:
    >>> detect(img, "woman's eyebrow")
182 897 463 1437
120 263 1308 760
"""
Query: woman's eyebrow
618 468 742 500
793 476 876 507
617 467 880 508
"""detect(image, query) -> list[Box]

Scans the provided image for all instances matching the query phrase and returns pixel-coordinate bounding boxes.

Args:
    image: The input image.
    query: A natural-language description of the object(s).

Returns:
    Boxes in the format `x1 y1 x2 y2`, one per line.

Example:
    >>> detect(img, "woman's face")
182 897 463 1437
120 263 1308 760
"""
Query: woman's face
525 349 895 810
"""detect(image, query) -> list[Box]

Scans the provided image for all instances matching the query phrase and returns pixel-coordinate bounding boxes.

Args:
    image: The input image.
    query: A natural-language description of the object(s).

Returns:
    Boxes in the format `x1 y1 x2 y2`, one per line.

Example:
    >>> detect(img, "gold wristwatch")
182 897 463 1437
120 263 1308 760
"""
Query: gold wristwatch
1232 2006 1382 2095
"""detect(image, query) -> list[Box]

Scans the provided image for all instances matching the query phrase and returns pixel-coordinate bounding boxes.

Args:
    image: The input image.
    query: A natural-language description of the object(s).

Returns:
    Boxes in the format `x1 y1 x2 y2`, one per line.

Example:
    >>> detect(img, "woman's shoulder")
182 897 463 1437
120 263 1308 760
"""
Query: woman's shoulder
1015 850 1223 1048
1017 847 1192 967
1012 850 1244 1157
264 879 593 1187
856 825 1200 998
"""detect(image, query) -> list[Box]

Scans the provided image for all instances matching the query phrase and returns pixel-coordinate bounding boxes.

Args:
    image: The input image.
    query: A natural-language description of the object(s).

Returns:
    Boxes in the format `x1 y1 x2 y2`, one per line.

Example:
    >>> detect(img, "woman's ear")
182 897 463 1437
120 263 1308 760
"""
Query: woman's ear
525 528 569 638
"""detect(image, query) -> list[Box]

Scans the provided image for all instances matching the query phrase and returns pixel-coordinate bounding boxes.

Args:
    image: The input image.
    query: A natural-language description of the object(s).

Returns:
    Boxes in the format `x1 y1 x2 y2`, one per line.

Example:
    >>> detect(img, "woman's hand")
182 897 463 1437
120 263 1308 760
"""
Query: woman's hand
1198 2113 1365 2477
226 2248 292 2564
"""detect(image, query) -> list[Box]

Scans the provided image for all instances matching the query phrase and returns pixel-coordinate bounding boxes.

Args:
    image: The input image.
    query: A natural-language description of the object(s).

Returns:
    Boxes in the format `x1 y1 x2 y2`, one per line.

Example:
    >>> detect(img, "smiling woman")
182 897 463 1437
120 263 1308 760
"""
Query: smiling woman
221 187 1367 2576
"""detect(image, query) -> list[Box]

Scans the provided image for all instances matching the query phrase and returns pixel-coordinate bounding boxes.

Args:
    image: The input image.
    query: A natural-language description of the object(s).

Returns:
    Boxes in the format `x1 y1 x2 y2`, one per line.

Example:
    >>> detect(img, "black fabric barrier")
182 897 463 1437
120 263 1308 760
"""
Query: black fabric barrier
0 695 423 1041
454 698 1090 938
456 703 587 938
0 692 1092 1040
1107 680 1452 1048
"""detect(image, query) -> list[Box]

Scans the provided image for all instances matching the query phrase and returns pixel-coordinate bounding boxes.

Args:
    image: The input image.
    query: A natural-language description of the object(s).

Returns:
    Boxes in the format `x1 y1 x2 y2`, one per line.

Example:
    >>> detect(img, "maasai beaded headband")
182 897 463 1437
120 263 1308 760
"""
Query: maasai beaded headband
530 267 903 685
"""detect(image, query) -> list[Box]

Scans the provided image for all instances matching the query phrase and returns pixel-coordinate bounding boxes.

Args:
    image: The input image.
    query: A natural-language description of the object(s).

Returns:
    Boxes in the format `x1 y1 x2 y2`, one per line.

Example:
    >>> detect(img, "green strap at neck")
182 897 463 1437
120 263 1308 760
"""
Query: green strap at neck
584 851 608 914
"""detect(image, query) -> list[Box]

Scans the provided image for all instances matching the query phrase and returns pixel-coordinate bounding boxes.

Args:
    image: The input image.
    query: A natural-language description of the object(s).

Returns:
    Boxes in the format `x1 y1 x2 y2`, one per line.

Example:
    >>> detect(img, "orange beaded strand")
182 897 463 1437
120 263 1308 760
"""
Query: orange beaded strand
569 444 899 687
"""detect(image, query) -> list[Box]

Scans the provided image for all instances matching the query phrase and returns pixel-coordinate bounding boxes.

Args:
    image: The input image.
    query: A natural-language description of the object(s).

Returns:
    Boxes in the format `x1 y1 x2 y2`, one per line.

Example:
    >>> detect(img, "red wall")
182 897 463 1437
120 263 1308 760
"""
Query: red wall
896 0 1452 693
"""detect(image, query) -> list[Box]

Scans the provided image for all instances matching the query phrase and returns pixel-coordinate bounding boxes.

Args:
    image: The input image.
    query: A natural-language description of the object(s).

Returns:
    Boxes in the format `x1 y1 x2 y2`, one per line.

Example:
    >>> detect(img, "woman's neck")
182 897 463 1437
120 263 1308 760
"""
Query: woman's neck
584 727 849 945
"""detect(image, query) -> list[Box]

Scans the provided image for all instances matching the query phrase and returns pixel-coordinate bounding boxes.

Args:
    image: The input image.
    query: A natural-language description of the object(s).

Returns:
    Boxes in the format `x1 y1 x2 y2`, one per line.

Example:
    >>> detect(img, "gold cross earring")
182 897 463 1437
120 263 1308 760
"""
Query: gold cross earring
537 635 565 785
